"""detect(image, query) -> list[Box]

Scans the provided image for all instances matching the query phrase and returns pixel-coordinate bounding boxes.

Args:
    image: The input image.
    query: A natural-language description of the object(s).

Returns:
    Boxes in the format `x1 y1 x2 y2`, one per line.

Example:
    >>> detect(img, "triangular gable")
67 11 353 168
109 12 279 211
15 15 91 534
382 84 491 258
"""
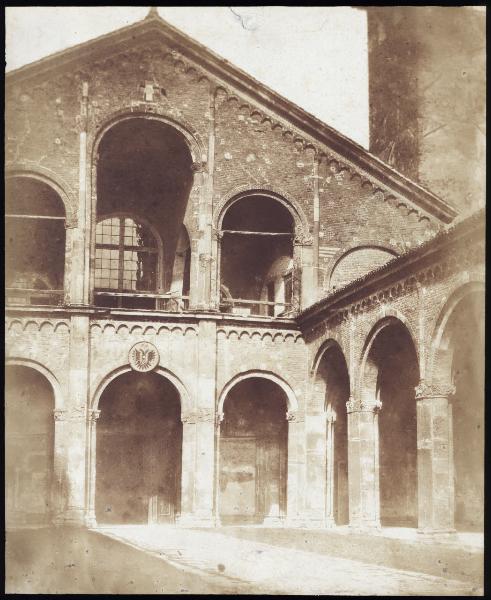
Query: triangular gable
6 10 457 224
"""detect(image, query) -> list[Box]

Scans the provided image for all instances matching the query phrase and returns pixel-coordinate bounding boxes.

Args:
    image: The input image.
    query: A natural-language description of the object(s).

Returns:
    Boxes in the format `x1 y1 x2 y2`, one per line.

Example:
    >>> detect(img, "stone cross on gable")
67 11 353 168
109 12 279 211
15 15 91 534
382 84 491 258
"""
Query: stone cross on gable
140 80 161 102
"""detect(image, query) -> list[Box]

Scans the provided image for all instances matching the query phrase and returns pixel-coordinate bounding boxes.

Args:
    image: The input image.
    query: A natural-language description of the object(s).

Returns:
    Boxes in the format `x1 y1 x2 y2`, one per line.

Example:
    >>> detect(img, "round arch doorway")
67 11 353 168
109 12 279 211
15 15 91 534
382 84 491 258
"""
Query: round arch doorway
218 377 288 525
5 365 55 527
95 371 182 525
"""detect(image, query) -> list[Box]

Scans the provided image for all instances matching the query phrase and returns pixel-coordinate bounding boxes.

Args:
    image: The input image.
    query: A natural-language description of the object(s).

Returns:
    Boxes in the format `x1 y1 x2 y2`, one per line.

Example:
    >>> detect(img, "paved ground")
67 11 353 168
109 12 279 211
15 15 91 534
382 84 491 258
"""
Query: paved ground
95 525 482 595
5 527 255 594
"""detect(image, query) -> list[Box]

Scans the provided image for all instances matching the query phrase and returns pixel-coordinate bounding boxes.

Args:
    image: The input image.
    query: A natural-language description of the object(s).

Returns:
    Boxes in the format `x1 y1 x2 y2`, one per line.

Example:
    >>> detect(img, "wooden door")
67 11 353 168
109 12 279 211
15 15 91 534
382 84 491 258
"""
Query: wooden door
219 438 256 522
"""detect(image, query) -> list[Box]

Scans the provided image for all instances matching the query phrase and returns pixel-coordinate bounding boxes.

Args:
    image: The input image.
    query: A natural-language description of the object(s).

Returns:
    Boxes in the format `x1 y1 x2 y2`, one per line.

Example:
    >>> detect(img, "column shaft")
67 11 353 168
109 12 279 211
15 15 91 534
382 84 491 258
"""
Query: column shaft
347 398 381 529
416 382 455 532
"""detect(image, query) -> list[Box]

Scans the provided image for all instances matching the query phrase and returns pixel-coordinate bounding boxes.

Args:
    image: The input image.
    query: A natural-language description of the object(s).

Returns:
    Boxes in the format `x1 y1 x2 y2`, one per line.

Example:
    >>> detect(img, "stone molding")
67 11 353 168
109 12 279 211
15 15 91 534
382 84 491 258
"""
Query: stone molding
325 407 337 423
181 408 215 424
53 406 86 422
286 410 305 423
346 396 382 414
88 409 101 422
415 381 456 400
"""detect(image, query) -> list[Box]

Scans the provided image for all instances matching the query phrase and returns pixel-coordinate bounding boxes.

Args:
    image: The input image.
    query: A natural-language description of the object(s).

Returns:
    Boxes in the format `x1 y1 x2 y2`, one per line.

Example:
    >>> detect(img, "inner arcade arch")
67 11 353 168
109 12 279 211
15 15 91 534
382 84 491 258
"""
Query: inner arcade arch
432 286 484 532
95 371 183 525
361 318 419 528
313 342 350 526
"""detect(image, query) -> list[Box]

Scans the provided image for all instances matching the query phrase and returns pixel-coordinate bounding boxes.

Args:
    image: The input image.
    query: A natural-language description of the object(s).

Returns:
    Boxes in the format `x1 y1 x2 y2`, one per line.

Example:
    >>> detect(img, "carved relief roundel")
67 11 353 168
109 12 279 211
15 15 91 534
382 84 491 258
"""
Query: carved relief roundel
128 341 160 372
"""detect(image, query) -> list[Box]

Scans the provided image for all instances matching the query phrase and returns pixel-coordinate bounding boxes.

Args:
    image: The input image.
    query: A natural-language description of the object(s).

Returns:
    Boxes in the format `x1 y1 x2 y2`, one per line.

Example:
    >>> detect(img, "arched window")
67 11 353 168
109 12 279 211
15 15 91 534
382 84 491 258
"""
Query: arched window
94 216 161 309
219 194 296 317
6 177 66 306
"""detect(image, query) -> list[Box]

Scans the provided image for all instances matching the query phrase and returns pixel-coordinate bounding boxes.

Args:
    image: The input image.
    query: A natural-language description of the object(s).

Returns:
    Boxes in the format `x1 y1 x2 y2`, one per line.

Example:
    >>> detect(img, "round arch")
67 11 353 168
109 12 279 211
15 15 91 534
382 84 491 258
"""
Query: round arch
327 243 399 290
218 370 299 415
91 365 192 416
5 358 64 411
311 338 349 377
6 167 77 227
91 110 205 165
359 314 419 395
428 280 485 383
214 186 310 240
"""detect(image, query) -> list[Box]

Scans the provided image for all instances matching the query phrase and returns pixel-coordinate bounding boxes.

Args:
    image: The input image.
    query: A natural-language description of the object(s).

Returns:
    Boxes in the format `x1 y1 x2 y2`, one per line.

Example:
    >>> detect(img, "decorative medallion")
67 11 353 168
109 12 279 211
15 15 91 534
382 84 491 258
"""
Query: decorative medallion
128 341 159 372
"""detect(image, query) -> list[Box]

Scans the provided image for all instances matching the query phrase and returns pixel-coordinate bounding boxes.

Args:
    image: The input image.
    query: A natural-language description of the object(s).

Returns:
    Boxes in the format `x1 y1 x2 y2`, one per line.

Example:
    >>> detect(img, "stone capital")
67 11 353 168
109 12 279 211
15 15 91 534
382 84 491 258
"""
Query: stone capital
88 409 101 422
325 408 337 423
215 411 224 428
181 409 215 424
53 409 66 422
191 160 207 173
55 405 87 422
293 233 313 246
346 396 382 414
286 410 305 423
415 381 456 400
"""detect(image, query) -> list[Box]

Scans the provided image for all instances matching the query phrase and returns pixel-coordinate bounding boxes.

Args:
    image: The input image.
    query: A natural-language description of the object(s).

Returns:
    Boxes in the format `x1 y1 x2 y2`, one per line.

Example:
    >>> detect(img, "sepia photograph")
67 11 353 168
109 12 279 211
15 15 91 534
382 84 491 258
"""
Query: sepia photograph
5 5 485 595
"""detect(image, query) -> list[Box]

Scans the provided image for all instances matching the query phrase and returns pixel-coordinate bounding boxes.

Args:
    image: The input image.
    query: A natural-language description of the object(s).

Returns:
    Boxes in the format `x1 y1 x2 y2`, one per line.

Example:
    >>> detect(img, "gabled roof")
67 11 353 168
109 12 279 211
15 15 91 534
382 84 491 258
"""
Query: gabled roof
6 9 457 223
297 207 485 329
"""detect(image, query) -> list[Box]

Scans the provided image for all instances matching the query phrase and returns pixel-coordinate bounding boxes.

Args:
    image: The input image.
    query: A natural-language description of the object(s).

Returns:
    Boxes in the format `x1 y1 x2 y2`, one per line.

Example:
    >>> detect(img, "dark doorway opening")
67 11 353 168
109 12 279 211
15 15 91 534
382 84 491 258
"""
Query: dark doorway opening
219 378 288 524
96 371 182 524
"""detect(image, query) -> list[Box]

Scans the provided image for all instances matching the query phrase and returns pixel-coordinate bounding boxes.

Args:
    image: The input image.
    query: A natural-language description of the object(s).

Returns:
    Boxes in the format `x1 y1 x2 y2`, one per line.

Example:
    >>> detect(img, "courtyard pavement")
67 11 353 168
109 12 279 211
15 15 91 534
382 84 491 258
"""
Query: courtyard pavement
94 524 482 595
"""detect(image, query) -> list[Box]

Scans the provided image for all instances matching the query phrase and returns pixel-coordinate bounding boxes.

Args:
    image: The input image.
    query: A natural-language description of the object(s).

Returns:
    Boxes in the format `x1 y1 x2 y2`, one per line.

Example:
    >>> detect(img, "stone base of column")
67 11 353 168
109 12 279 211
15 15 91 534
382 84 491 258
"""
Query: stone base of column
417 527 457 537
176 513 216 528
59 507 86 527
262 516 285 527
348 519 381 533
84 511 97 528
284 517 310 528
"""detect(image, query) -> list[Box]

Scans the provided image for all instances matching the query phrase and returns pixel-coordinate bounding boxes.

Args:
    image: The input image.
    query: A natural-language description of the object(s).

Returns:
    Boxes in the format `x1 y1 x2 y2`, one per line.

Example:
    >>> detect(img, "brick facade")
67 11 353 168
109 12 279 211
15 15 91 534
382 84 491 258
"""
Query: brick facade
5 12 483 534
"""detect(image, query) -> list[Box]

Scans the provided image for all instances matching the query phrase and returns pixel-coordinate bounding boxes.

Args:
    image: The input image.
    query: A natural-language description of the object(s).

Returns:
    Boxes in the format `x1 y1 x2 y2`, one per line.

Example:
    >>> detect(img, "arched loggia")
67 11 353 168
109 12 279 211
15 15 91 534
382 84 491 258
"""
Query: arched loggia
361 318 419 527
93 117 194 309
313 342 350 526
432 285 484 531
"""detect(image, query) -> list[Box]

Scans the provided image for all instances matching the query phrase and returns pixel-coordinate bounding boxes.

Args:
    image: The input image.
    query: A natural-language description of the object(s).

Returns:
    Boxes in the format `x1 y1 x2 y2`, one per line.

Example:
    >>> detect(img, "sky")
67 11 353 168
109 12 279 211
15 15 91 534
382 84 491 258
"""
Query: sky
5 7 369 147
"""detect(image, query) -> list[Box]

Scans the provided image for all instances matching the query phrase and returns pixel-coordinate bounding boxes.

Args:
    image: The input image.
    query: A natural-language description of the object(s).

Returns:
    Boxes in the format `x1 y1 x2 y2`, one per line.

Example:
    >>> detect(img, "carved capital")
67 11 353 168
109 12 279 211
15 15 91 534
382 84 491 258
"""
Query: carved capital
325 408 337 423
53 409 66 422
88 409 101 422
57 405 86 421
199 253 214 265
181 409 215 424
181 412 197 424
191 161 206 173
286 410 305 423
293 233 313 246
346 396 381 414
415 381 456 400
215 411 224 428
196 408 214 423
